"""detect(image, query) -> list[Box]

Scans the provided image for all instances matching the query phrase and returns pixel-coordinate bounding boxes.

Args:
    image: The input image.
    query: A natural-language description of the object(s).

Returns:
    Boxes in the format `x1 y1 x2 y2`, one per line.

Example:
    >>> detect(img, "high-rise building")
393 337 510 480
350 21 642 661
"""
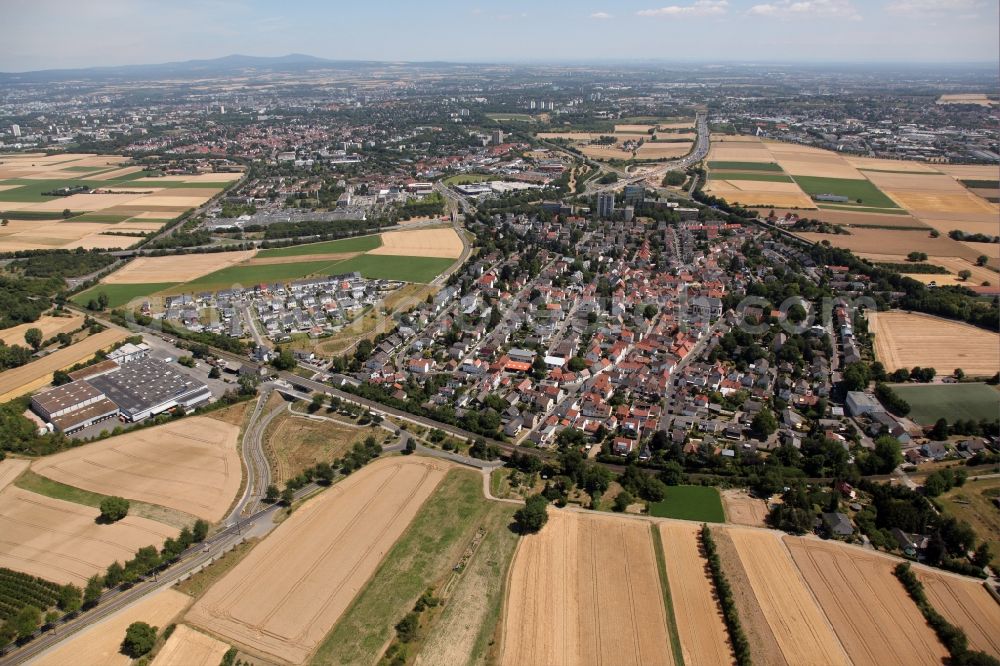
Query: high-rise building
623 184 645 207
491 129 505 145
11 124 21 137
597 192 615 219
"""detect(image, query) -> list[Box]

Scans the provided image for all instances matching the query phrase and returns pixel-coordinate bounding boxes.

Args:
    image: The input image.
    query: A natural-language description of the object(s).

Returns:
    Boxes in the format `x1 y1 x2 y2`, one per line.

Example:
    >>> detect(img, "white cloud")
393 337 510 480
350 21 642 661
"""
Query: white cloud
637 1 729 18
748 0 861 20
886 0 989 17
590 11 613 19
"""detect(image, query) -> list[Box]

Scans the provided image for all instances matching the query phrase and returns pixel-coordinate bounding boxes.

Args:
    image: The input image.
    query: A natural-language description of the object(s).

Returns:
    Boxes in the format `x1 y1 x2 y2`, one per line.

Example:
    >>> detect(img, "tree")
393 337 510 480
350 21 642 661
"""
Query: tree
280 487 295 505
613 490 633 512
750 409 778 440
11 605 41 640
24 327 42 351
906 251 927 262
208 365 221 379
62 208 72 219
99 496 130 523
973 543 992 568
514 494 549 533
97 292 109 310
120 621 157 658
58 583 82 614
395 612 419 643
192 519 209 542
930 418 949 441
309 394 325 413
954 368 965 380
976 255 989 266
83 575 104 607
958 269 972 281
52 369 71 386
861 436 903 474
643 304 658 320
271 346 296 371
404 438 416 455
264 484 279 503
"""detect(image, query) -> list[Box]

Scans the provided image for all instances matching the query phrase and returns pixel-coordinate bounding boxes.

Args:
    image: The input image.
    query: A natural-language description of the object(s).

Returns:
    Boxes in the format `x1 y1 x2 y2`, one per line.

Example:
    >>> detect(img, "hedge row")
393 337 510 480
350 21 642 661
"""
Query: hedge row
700 525 752 665
894 563 999 666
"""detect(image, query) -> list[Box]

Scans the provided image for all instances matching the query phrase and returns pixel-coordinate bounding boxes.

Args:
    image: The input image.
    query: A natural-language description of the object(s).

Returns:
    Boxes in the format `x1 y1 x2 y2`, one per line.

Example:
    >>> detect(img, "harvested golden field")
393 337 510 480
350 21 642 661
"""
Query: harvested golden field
915 211 1000 238
615 124 657 133
918 570 1000 658
863 171 964 193
500 511 673 666
869 310 1000 376
0 458 29 493
31 588 190 666
772 207 929 228
28 192 150 212
33 417 241 523
935 164 1000 180
705 180 815 208
723 528 849 666
658 522 733 665
368 228 463 259
0 328 127 402
937 93 997 106
88 165 145 181
0 220 142 252
785 537 948 666
186 457 449 664
581 144 634 161
721 489 768 527
887 190 997 216
104 250 257 284
635 142 693 160
847 156 942 173
150 624 231 666
792 227 967 258
0 485 178 586
0 313 82 346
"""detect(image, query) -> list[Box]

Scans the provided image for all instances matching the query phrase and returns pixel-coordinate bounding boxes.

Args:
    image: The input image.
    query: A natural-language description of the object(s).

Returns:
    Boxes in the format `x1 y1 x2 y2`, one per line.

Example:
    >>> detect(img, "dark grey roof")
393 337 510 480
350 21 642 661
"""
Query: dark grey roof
88 358 207 415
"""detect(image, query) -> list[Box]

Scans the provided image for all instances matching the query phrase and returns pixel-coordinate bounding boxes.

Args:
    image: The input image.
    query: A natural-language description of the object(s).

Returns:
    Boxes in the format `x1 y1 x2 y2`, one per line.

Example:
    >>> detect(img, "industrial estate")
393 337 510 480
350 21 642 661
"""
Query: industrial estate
0 10 997 666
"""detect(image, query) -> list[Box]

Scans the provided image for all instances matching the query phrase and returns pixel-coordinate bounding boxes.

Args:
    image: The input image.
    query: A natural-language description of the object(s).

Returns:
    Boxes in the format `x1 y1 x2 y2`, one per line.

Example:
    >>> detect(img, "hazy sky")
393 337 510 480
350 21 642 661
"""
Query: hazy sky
3 0 998 71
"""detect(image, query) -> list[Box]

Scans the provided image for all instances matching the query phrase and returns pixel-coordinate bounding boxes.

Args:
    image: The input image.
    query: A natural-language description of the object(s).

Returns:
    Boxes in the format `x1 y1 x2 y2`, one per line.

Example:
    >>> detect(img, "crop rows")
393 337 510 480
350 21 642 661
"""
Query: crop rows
0 568 61 620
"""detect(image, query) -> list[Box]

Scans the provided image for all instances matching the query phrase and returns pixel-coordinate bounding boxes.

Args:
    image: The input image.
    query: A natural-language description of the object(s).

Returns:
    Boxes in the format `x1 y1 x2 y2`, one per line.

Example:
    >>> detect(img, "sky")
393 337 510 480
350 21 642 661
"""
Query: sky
3 0 998 71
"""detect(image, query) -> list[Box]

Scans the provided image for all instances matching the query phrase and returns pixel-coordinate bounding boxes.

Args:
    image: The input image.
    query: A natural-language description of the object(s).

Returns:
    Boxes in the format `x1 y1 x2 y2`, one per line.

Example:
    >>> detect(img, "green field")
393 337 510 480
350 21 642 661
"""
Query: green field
331 254 454 283
792 175 899 209
311 468 517 666
176 258 351 291
708 172 794 183
0 179 107 203
708 161 783 172
888 383 1000 424
0 210 73 220
442 173 494 186
649 485 725 522
256 234 382 258
960 179 1000 189
63 165 107 172
71 282 179 308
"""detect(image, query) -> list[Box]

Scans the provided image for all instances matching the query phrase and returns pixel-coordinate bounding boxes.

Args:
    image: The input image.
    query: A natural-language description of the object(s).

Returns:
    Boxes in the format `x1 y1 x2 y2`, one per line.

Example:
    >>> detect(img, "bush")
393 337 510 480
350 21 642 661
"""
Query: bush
99 496 130 523
701 525 751 665
120 621 157 658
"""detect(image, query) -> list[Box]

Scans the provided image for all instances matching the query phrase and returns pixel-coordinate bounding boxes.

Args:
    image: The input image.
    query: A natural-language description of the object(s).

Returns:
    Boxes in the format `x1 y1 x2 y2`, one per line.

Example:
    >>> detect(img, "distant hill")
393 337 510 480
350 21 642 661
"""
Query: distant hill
0 53 386 83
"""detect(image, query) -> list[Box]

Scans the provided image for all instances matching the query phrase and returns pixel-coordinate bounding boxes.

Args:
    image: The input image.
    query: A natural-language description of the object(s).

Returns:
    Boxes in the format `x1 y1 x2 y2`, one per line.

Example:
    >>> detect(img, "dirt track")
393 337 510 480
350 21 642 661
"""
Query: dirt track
500 511 673 666
186 457 449 664
785 536 948 665
0 486 178 586
33 417 241 522
658 522 734 665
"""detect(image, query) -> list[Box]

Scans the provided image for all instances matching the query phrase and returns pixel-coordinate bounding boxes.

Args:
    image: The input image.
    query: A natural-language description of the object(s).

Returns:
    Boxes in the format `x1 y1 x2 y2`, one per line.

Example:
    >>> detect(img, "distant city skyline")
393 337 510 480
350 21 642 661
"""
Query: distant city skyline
3 0 998 72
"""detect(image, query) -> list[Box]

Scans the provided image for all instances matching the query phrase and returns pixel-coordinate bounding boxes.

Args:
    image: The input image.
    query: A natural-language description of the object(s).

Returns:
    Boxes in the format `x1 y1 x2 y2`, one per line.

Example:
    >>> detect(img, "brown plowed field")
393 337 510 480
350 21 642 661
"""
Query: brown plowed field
869 310 1000 376
0 486 178 586
104 251 256 284
33 417 241 522
785 537 948 665
500 511 673 666
658 522 734 665
186 457 449 664
721 489 768 527
150 624 231 666
31 588 190 666
725 528 849 665
918 570 1000 658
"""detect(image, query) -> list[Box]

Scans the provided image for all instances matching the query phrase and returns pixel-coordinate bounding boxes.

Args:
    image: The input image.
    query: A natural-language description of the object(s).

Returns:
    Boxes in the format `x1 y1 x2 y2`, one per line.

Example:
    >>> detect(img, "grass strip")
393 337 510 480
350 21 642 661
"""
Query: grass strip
651 524 686 666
